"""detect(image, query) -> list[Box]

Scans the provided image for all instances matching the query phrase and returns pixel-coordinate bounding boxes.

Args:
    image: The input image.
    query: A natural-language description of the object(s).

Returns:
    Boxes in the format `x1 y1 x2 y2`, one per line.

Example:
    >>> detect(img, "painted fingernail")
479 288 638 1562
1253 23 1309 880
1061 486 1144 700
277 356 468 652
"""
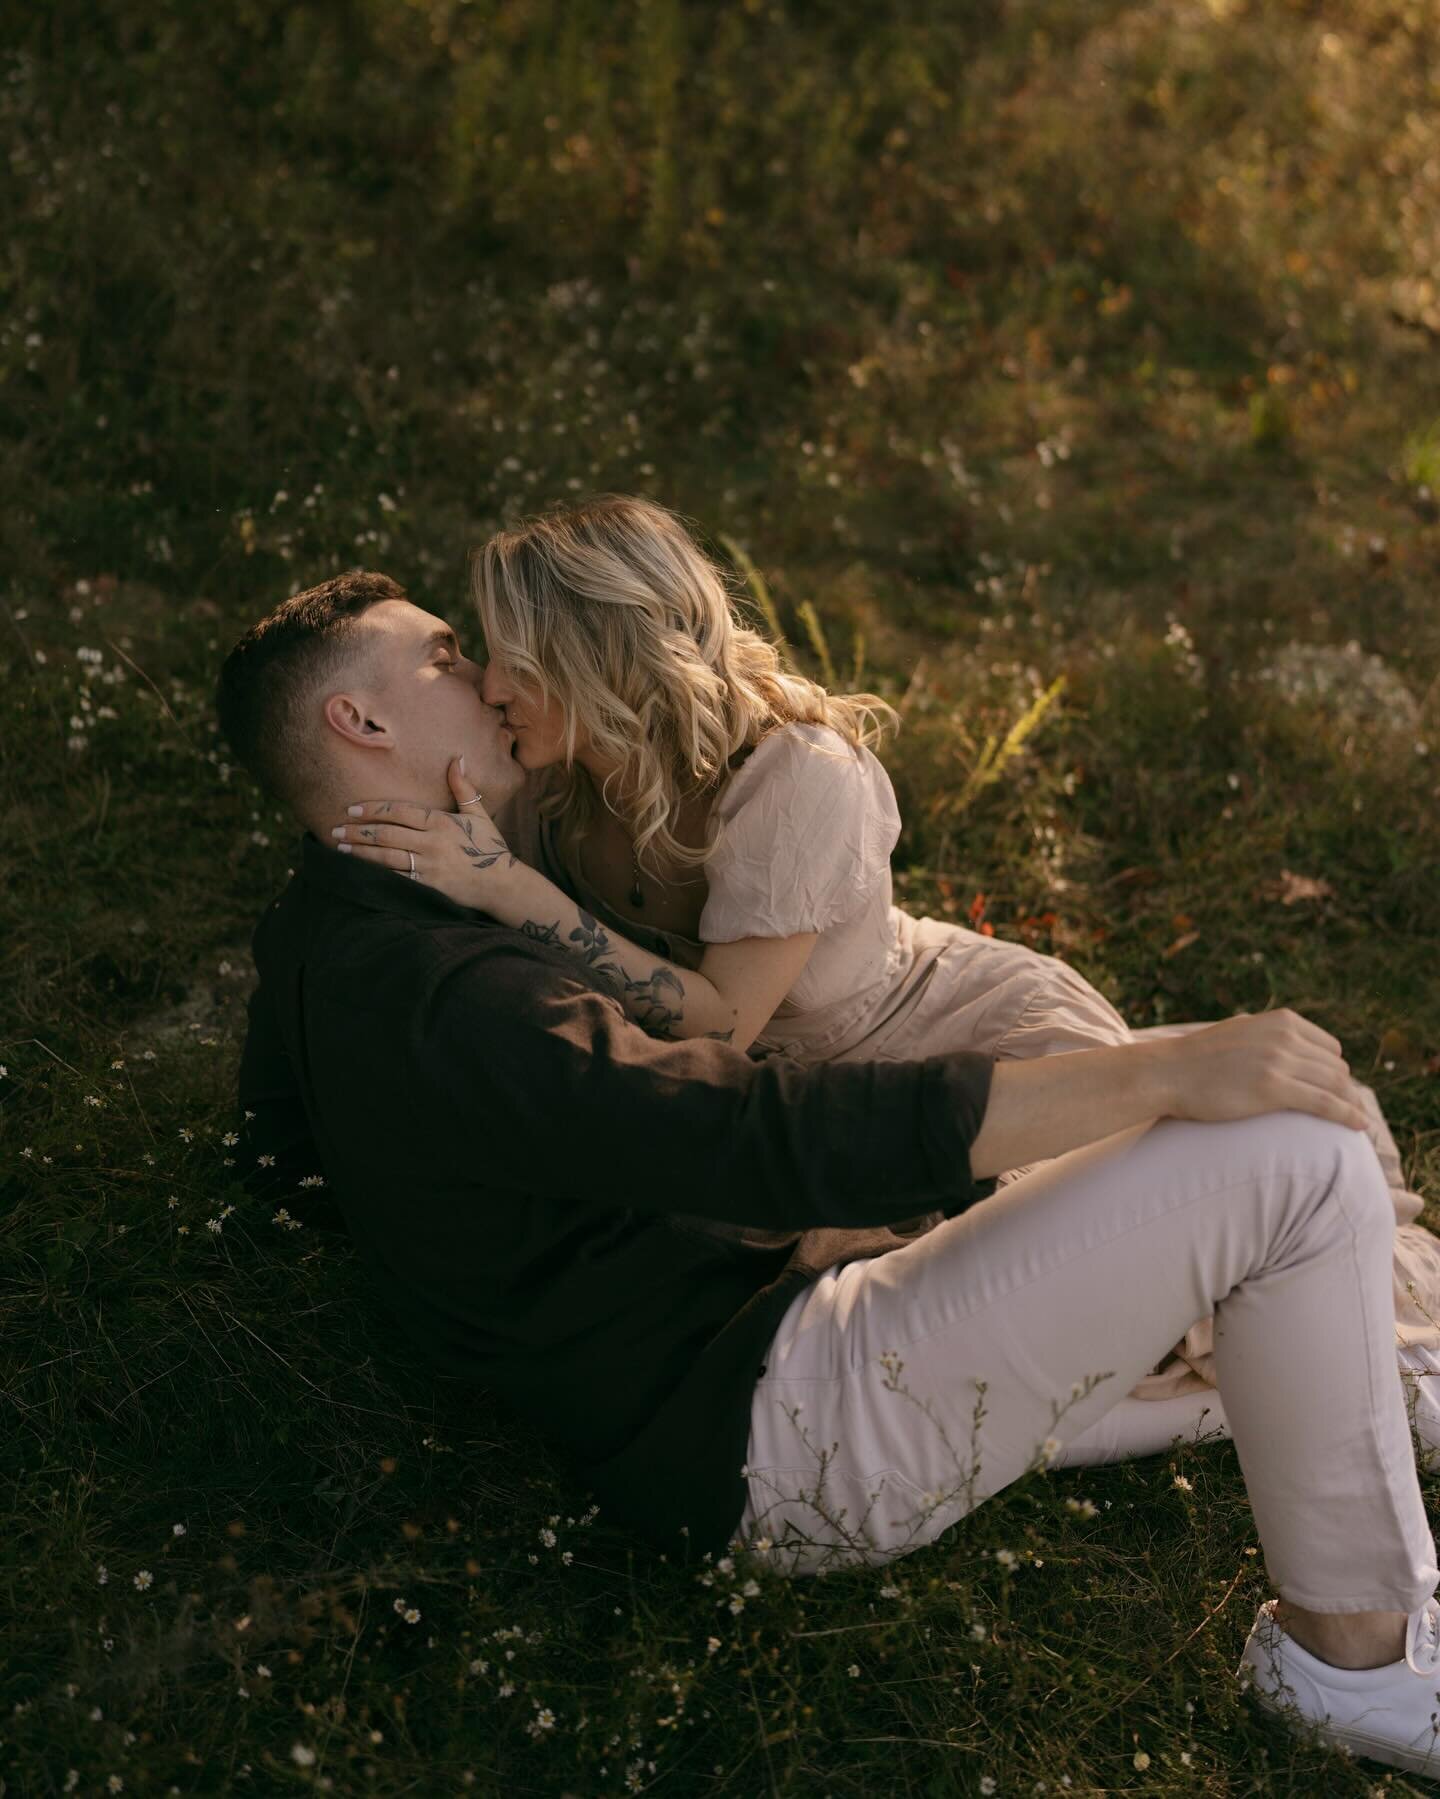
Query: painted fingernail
336 842 352 854
330 826 346 838
347 804 364 817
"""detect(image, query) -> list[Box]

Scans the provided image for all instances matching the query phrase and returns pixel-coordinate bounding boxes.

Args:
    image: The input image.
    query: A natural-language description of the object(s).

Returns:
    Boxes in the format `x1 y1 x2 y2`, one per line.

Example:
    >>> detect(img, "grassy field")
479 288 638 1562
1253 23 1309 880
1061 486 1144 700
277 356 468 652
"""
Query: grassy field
4 0 1440 1791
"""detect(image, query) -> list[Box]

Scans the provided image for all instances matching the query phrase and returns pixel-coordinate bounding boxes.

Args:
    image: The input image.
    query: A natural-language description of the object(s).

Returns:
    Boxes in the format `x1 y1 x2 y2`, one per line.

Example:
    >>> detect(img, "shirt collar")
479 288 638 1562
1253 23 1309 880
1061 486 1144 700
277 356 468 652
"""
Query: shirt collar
296 830 495 925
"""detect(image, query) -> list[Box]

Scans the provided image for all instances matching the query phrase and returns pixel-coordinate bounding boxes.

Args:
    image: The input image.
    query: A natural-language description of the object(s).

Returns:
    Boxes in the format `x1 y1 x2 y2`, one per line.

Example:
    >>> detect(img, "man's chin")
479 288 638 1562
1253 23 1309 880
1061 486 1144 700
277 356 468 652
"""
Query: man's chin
484 758 529 809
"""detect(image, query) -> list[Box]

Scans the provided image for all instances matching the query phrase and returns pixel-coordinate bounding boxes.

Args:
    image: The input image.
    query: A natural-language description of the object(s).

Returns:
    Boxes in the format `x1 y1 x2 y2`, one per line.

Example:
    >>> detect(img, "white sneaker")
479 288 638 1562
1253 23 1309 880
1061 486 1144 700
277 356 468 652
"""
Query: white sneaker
1237 1595 1440 1779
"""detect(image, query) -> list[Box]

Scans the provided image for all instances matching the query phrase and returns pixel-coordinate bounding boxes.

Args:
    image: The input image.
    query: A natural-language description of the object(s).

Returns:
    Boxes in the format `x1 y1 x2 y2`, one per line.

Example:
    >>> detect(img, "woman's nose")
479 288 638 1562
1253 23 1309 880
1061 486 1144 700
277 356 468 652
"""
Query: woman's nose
479 661 510 706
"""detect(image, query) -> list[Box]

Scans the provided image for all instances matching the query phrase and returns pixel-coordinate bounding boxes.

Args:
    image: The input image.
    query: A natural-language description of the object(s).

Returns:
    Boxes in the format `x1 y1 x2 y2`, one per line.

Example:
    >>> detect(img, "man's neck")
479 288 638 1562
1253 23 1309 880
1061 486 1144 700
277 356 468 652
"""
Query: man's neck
296 778 445 846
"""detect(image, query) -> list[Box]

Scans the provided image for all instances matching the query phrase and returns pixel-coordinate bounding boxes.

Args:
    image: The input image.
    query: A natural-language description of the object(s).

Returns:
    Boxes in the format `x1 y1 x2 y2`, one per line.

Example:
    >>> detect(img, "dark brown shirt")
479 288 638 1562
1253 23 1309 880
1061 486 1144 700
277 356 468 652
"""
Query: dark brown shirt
236 834 997 1561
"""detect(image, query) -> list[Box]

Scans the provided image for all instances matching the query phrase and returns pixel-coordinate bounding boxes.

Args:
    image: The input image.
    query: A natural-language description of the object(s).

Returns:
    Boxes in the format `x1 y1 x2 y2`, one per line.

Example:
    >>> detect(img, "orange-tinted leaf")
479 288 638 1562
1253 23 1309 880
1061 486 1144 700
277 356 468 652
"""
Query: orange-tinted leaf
1260 869 1335 905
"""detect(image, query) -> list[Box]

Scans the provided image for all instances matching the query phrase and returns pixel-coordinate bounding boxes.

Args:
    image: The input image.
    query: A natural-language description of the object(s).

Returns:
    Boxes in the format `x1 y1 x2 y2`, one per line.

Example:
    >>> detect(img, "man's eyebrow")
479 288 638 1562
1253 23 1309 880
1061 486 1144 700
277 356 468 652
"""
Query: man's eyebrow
419 627 461 658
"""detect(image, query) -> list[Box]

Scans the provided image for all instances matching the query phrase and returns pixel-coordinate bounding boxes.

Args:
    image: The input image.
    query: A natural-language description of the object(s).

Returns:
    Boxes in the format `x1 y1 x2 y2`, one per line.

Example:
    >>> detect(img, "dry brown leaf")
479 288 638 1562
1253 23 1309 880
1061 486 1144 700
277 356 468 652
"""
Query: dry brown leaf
1379 1027 1427 1070
1261 868 1335 905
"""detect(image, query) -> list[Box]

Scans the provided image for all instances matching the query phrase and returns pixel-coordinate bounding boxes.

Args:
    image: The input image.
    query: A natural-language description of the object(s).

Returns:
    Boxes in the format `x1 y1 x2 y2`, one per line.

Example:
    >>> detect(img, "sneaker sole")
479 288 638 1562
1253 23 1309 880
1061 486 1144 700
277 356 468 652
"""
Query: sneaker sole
1249 1685 1440 1782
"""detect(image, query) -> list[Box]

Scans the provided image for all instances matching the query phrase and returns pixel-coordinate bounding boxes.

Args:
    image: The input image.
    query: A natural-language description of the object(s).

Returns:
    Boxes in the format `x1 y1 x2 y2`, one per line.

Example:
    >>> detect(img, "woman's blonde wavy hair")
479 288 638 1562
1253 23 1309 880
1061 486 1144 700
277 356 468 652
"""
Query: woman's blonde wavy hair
469 494 899 879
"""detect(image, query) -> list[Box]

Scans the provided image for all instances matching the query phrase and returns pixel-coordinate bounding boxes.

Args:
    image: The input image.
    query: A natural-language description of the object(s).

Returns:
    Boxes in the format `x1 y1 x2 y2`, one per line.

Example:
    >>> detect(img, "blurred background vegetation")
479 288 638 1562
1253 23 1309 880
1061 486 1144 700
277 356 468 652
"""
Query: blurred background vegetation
3 1 1439 1792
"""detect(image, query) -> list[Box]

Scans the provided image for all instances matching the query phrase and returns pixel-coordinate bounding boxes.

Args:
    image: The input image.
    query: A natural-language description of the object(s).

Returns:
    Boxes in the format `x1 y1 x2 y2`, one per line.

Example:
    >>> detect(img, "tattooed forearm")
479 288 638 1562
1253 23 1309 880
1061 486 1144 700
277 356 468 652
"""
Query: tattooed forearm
569 908 613 968
586 957 687 1039
519 902 711 1043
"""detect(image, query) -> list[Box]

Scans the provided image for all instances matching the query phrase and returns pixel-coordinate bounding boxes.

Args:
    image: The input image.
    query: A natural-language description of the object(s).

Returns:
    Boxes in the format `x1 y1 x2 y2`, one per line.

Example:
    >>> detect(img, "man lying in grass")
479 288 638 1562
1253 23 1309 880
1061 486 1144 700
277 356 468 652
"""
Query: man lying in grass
217 567 1440 1783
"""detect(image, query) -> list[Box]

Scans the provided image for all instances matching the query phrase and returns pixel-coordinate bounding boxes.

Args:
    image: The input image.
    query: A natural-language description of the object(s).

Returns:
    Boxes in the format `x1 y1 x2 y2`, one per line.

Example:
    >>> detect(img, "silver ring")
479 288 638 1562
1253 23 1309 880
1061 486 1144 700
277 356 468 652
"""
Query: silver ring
459 794 485 809
408 850 416 876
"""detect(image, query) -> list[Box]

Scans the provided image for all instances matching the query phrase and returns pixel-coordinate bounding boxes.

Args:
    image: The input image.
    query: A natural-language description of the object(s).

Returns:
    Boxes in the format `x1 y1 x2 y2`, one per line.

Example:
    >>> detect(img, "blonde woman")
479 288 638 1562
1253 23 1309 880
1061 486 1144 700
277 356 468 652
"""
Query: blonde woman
329 493 1440 1469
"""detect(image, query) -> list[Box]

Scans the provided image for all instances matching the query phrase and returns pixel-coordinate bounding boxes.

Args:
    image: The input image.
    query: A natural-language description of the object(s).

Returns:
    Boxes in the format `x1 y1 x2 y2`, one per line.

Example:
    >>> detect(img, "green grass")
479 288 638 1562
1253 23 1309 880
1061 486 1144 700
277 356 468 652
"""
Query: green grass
3 0 1440 1791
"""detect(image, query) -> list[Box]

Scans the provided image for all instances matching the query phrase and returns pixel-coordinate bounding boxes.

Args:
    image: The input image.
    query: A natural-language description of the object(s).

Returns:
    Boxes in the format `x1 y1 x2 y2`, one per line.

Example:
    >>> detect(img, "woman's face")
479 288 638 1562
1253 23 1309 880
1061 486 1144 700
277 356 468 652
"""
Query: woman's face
480 656 571 771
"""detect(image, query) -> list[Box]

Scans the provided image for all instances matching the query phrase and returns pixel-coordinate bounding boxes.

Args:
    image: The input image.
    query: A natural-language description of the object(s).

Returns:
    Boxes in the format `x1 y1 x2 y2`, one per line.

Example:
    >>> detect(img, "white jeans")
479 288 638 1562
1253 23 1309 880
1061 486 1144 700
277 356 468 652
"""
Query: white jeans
1044 1339 1440 1470
731 1108 1440 1611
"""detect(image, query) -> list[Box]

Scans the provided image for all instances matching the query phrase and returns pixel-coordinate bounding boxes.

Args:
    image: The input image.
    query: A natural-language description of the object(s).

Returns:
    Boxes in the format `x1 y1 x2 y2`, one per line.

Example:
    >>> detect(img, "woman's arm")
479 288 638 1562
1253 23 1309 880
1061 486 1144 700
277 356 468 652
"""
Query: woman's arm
330 767 817 1047
485 862 819 1049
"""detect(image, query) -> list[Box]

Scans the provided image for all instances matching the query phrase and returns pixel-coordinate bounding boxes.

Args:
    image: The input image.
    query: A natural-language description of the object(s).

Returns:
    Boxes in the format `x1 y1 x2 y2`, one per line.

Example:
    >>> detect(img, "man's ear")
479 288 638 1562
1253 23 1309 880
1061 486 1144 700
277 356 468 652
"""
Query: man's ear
321 691 394 751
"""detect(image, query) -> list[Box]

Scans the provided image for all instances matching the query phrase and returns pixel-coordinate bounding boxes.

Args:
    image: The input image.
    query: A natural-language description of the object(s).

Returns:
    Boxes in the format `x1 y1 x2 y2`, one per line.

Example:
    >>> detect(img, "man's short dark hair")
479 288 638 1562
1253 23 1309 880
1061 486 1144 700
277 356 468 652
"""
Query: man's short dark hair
216 569 407 807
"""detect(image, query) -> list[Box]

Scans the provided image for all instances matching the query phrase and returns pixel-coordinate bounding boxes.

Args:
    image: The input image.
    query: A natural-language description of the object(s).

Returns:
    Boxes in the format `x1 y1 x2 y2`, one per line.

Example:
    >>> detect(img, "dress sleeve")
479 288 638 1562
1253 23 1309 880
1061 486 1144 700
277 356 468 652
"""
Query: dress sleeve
699 722 902 942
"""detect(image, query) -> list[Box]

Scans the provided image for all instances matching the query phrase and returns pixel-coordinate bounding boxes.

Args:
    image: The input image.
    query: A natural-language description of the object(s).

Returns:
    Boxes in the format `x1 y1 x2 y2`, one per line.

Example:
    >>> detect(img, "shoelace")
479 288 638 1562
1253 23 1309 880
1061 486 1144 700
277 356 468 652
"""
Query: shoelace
1405 1598 1440 1675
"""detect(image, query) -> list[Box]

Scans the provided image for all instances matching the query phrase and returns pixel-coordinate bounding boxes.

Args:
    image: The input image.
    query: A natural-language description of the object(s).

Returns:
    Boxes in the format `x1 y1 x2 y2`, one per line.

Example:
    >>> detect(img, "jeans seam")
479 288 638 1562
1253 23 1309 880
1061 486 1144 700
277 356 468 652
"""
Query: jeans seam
1322 1172 1426 1603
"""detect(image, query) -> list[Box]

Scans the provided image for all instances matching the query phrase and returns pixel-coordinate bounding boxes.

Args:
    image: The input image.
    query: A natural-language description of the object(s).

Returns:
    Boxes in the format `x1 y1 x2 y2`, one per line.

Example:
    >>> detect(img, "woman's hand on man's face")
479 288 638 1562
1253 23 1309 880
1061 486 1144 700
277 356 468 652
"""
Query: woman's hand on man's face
328 757 519 906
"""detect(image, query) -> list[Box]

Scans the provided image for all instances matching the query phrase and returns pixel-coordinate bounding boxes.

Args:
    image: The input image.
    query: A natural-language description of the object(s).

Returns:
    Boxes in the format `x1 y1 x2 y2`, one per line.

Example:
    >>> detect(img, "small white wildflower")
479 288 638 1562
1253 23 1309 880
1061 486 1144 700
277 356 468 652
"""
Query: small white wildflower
970 1621 987 1640
84 1094 104 1108
847 1662 861 1677
133 1569 153 1591
290 1744 316 1767
1173 1474 1193 1492
96 1564 109 1585
172 1522 186 1537
994 1547 1017 1569
221 1132 239 1147
979 1778 997 1796
1133 1750 1150 1771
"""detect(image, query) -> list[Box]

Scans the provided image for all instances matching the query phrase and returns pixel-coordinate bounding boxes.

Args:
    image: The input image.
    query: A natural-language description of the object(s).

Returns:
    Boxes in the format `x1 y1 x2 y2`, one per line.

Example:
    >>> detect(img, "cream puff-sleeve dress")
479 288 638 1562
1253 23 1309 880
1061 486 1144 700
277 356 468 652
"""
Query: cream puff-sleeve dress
498 721 1440 1410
